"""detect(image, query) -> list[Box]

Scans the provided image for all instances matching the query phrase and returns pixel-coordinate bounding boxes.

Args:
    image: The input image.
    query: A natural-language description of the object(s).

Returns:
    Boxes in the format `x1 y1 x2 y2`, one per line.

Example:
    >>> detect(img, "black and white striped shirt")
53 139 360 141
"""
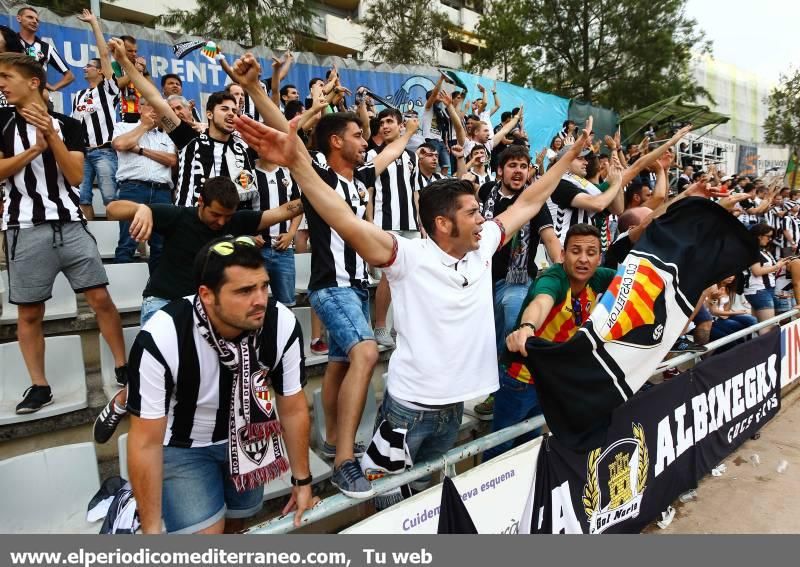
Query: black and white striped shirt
415 171 445 191
256 166 300 237
126 296 305 448
547 174 602 244
365 146 418 231
0 109 85 229
466 169 494 188
784 215 800 248
21 36 69 75
764 208 784 247
71 79 120 147
304 161 375 290
243 80 270 122
744 250 777 294
173 132 256 207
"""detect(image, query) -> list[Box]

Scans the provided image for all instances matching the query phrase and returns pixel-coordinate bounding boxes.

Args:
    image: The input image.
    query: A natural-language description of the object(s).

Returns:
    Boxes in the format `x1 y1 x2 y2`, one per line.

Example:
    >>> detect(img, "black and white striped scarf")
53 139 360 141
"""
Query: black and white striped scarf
193 296 289 491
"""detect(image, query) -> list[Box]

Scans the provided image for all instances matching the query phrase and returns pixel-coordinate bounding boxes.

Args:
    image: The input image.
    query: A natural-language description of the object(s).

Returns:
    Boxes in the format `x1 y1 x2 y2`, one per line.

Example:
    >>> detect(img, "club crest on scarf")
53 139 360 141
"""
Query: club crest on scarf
594 255 667 347
583 423 649 534
251 363 275 417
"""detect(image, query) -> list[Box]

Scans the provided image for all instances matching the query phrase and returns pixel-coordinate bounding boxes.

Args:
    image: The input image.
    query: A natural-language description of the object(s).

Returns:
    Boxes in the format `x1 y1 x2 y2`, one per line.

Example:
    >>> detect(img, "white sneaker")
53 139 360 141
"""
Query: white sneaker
374 327 395 348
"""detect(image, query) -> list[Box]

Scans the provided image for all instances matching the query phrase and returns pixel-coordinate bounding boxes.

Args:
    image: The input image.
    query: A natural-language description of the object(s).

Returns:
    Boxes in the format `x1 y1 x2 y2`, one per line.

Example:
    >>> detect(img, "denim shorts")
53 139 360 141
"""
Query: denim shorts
162 443 264 534
261 246 296 306
79 147 118 205
309 286 374 362
745 288 775 311
140 296 171 326
774 293 796 315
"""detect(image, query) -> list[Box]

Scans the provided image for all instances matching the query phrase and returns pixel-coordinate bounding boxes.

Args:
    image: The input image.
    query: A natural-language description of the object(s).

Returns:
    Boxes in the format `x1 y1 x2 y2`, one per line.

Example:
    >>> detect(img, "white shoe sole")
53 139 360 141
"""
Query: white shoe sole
332 481 376 499
15 398 53 414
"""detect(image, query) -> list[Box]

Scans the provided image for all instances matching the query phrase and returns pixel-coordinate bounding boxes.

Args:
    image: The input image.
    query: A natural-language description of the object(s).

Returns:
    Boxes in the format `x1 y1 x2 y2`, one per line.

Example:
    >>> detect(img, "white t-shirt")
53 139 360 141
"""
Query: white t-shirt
382 220 504 404
421 106 443 141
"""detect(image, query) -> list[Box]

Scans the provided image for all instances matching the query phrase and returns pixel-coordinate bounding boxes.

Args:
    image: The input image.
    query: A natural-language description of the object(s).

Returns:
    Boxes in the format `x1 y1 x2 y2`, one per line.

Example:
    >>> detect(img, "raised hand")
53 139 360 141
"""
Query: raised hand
76 8 96 24
230 53 262 88
107 38 126 62
476 83 486 93
604 135 618 152
19 103 56 138
450 144 464 159
234 115 306 167
404 116 419 134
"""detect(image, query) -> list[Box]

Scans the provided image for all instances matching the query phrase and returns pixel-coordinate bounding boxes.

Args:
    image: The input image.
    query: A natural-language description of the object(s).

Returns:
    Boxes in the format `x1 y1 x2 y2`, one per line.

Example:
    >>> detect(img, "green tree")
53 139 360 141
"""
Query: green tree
764 68 800 152
158 0 315 50
360 0 452 65
468 0 710 114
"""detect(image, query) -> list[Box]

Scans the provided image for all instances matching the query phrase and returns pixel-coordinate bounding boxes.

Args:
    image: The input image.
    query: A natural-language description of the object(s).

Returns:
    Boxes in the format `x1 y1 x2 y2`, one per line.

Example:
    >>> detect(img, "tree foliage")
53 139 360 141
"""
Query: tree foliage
360 0 452 65
158 0 314 50
764 68 800 150
468 0 710 114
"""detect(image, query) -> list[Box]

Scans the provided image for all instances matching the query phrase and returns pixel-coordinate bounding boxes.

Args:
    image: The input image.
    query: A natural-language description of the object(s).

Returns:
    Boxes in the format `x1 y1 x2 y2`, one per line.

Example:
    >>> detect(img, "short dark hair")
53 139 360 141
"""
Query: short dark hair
497 145 530 169
500 111 512 123
160 73 182 88
309 77 323 89
468 144 487 158
17 6 37 16
565 223 601 247
279 84 297 99
0 25 24 53
194 236 265 294
0 52 45 93
284 99 304 121
206 91 237 113
199 176 239 210
418 142 437 154
369 116 380 137
418 179 476 237
624 181 648 208
377 107 402 124
750 223 774 239
316 112 361 157
120 35 136 45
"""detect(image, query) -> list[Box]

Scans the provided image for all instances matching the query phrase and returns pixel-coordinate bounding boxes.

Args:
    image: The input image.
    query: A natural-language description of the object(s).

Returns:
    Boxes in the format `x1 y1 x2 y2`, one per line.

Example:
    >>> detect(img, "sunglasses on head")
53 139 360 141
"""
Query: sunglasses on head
200 236 257 281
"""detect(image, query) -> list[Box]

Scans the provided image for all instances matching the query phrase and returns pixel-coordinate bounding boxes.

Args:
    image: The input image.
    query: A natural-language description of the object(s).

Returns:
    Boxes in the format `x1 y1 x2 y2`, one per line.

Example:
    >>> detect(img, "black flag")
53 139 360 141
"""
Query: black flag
437 476 478 534
504 198 759 450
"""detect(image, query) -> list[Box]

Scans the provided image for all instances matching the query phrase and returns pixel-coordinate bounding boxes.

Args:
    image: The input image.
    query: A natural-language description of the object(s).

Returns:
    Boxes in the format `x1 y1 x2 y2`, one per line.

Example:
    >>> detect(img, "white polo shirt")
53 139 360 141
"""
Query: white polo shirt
383 220 505 404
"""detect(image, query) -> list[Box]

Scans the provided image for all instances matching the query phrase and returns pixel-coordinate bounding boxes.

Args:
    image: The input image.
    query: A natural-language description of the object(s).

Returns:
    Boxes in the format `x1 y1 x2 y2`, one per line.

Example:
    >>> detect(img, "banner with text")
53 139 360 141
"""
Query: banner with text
344 438 541 534
528 331 781 533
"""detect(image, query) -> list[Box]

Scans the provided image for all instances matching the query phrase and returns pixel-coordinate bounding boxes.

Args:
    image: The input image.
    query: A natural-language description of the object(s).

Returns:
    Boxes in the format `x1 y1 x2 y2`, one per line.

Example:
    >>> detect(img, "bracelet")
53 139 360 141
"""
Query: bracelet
518 322 537 333
290 474 313 486
137 146 144 156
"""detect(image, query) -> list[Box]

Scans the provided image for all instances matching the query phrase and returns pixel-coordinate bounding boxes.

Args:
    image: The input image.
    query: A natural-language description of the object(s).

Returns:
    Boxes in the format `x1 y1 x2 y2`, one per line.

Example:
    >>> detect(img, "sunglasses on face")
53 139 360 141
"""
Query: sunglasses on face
200 236 257 281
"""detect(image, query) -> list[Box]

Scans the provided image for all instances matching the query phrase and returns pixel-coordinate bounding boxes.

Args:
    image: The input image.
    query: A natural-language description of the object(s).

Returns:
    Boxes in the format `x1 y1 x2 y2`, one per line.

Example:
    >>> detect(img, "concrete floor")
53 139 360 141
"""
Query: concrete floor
648 383 800 534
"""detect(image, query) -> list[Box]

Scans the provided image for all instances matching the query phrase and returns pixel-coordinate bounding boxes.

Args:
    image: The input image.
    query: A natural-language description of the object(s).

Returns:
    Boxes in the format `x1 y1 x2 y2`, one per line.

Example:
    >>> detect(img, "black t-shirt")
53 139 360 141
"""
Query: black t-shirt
143 205 262 299
603 232 633 269
478 184 554 282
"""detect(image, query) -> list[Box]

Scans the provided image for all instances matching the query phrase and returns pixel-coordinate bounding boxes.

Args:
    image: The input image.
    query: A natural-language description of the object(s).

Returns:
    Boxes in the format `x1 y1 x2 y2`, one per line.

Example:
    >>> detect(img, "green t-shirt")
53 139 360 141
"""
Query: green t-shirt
142 205 262 300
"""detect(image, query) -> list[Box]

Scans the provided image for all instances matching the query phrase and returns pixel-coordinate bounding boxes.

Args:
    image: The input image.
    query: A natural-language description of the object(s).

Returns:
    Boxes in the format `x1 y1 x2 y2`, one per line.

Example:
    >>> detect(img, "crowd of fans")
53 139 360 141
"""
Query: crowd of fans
1 5 798 534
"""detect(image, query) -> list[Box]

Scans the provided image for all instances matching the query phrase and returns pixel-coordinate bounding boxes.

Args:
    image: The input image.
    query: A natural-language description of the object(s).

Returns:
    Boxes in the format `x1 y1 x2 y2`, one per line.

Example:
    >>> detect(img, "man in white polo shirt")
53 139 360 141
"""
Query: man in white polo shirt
235 111 594 490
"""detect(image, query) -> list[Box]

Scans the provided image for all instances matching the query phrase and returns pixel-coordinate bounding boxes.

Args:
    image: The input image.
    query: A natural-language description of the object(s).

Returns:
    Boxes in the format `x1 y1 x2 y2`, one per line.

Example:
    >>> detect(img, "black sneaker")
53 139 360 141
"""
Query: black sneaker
15 385 53 414
669 336 707 354
114 364 128 387
93 392 127 444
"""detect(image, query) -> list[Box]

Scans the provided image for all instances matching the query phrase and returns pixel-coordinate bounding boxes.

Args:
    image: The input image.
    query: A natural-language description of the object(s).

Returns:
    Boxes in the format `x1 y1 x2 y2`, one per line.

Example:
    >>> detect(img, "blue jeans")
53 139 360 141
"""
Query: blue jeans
261 246 296 306
162 443 264 534
483 370 543 462
376 391 463 490
309 286 374 362
79 148 118 205
493 278 531 351
114 181 172 271
140 296 171 326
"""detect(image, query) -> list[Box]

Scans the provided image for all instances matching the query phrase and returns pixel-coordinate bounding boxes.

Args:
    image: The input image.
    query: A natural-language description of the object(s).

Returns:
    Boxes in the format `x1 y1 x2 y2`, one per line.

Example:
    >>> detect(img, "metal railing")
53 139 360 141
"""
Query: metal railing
248 308 799 534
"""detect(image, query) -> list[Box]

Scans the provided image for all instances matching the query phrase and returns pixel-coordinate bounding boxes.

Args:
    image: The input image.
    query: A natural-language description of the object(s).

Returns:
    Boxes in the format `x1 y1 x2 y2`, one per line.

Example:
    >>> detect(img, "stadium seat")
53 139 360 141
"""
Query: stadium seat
0 442 101 533
118 433 129 480
105 263 149 313
0 335 88 425
91 189 106 218
87 220 122 260
100 326 140 401
311 381 377 453
534 242 550 269
292 306 327 365
0 270 78 324
294 253 311 294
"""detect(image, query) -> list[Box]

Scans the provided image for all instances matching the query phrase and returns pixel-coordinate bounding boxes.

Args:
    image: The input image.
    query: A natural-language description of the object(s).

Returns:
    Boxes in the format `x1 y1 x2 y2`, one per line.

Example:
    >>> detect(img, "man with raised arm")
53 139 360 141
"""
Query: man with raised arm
234 107 593 497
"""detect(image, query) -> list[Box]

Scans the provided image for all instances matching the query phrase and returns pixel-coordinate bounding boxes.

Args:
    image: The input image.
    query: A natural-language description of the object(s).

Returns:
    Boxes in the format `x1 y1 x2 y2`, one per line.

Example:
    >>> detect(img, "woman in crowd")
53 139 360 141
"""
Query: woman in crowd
708 275 758 348
744 223 789 333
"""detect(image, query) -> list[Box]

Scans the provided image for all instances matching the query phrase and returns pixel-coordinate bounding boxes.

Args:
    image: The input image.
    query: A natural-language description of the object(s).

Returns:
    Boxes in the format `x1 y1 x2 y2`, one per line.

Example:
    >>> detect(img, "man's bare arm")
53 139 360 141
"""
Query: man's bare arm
128 416 167 534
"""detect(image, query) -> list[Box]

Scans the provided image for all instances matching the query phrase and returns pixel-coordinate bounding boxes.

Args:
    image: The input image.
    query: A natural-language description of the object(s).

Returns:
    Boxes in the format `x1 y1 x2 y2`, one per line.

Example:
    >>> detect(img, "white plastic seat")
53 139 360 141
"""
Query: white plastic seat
0 335 88 425
0 442 101 533
87 220 122 260
91 188 106 218
311 381 377 453
105 263 149 313
118 433 129 480
294 253 311 294
100 326 140 401
292 306 327 365
0 270 78 324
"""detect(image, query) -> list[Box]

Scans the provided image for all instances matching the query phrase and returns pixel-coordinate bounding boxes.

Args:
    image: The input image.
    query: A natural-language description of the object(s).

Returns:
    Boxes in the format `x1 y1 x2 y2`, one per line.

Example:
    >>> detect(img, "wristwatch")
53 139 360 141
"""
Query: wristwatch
290 474 313 486
519 322 537 332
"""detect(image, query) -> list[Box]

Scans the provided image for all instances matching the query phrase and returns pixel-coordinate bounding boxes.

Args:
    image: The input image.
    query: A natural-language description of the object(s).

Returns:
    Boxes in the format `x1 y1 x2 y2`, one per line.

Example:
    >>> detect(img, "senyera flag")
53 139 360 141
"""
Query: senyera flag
504 197 760 450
